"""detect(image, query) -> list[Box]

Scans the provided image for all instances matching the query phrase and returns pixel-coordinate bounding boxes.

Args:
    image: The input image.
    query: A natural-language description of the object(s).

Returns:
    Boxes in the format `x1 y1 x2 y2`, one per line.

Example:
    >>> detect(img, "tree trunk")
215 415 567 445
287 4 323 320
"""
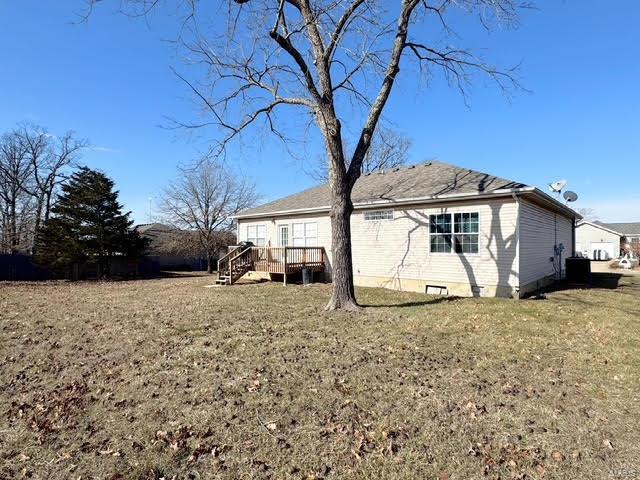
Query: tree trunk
207 253 215 274
318 109 361 311
44 189 53 222
9 194 18 254
325 186 359 311
31 193 45 254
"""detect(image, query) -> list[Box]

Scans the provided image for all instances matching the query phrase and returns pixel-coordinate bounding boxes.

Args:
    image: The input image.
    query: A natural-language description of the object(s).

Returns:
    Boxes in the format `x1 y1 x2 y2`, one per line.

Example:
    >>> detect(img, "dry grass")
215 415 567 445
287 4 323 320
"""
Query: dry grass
1 273 639 479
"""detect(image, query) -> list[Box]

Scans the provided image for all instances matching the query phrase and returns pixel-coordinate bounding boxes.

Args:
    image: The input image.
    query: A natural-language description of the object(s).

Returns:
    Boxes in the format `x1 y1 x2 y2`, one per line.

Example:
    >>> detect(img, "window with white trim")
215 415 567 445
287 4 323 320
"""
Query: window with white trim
292 222 318 246
278 225 289 246
453 212 479 253
246 224 266 246
429 212 479 254
429 214 452 253
364 209 394 221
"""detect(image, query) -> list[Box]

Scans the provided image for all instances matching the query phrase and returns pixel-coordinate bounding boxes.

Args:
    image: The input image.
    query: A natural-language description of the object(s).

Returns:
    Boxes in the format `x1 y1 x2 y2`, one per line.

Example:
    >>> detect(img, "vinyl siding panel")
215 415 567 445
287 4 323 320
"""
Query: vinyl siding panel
575 223 621 257
350 198 519 291
238 199 519 294
519 199 573 286
237 213 334 271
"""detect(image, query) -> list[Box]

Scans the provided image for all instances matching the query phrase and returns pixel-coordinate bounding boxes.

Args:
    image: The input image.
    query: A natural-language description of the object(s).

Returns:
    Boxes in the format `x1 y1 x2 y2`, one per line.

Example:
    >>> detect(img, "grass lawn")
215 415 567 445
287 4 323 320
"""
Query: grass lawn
1 274 639 479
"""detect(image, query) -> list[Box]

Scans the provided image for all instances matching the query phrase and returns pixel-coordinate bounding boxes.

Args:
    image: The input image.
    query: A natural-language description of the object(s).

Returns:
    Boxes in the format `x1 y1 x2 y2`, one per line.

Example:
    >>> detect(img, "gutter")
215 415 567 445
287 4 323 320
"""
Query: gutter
233 186 582 221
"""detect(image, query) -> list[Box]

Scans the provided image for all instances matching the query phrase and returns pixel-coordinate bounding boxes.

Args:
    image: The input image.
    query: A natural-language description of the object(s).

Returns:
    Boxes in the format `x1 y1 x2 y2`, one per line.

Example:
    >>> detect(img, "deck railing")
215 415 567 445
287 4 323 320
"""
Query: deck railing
251 246 324 274
218 246 325 284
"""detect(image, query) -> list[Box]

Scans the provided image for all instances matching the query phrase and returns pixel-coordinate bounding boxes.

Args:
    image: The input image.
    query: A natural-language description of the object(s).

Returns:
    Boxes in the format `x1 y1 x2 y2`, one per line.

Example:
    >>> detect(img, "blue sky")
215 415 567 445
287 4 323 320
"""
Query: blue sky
1 1 639 223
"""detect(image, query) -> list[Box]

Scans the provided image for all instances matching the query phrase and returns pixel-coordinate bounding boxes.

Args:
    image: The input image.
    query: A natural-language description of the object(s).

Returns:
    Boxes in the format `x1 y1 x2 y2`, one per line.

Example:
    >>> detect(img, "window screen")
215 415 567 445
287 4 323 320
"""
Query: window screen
429 212 479 254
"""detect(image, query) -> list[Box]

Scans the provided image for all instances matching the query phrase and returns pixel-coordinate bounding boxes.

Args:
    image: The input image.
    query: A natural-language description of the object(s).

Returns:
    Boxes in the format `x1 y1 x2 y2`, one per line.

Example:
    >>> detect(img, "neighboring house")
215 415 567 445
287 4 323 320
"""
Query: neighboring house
595 222 640 254
136 223 208 271
575 220 622 260
232 161 580 298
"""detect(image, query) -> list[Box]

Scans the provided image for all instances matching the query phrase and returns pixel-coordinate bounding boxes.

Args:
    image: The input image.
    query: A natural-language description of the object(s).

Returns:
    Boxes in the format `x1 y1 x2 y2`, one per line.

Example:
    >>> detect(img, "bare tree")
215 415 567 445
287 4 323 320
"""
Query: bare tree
0 123 86 254
311 126 411 182
576 208 597 221
159 157 258 273
17 123 87 239
86 0 525 309
0 131 34 254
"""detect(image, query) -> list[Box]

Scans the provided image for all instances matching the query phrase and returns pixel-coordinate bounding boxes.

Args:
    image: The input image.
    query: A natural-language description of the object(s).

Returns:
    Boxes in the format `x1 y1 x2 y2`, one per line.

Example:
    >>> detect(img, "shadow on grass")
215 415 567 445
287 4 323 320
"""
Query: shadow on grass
526 273 627 299
363 296 462 308
590 272 626 289
159 271 212 279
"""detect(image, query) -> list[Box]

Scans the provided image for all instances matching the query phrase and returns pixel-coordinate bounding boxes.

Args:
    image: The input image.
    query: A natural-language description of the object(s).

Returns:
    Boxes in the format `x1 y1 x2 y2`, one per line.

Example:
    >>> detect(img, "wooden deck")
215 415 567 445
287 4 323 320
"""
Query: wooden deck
250 247 325 274
217 246 325 285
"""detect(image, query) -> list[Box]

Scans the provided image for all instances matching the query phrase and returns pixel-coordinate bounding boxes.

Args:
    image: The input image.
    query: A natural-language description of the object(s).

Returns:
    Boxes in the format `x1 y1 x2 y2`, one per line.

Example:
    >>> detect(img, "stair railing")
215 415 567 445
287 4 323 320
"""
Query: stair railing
228 246 254 283
217 246 240 277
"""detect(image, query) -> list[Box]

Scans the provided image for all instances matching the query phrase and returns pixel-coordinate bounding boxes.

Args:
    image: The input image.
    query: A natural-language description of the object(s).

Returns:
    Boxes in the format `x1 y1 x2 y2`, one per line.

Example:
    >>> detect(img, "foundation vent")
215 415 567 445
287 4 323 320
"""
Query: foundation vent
426 285 448 296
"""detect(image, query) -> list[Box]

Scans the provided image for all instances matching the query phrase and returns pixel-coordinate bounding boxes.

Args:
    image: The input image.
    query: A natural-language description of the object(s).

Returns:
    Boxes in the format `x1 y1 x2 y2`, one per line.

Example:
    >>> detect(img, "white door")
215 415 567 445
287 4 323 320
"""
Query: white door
591 242 615 260
278 225 289 247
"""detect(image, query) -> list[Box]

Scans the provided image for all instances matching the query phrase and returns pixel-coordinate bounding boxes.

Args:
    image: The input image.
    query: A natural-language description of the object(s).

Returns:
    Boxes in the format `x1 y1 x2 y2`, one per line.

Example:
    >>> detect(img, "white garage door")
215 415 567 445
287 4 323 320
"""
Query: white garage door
591 242 615 260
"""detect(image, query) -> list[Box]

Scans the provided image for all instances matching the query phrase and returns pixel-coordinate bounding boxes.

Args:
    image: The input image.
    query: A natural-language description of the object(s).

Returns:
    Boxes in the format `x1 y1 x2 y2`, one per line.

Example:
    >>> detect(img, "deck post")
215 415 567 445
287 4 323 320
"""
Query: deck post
283 247 288 286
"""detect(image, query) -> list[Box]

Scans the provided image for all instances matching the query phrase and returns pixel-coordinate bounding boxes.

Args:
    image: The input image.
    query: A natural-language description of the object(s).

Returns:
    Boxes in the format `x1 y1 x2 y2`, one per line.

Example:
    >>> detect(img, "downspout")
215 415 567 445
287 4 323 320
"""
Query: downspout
512 192 521 298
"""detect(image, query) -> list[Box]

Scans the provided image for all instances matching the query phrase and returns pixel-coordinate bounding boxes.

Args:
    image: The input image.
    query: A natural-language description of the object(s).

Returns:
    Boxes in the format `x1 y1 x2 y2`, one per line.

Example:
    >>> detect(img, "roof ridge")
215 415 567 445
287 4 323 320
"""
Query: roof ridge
236 160 529 218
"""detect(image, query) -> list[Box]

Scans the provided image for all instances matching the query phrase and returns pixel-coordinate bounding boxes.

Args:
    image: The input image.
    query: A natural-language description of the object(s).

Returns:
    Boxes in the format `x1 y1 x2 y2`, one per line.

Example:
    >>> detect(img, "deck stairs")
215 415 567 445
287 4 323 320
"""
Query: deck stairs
215 245 326 286
216 246 253 285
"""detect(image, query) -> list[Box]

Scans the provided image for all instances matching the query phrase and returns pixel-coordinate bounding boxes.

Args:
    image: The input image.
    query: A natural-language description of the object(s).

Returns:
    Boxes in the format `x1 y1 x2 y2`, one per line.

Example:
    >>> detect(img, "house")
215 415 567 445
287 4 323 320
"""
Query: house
594 222 640 254
136 223 232 271
575 221 623 260
229 161 580 298
136 223 206 270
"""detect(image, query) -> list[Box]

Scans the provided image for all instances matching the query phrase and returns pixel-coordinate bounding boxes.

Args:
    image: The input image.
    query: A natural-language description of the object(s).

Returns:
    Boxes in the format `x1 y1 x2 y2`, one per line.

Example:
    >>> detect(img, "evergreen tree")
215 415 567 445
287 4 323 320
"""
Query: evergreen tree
35 167 146 277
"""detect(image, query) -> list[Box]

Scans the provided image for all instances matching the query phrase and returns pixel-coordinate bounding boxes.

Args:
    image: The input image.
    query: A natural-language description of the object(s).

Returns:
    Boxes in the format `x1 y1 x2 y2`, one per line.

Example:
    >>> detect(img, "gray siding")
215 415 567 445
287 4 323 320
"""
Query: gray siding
350 198 519 292
237 196 575 297
575 223 621 258
519 199 574 286
238 213 334 273
238 198 520 295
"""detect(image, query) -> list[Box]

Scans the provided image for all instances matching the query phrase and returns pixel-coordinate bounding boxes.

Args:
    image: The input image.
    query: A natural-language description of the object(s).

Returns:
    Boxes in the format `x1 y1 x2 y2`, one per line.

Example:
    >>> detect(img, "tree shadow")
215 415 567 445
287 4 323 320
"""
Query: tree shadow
362 296 462 308
159 270 212 279
391 194 518 298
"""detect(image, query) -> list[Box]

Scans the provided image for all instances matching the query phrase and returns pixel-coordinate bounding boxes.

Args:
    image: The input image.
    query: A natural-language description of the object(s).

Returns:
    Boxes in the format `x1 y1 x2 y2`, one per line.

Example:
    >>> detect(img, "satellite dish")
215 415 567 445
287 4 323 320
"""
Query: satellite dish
548 180 567 193
563 191 578 203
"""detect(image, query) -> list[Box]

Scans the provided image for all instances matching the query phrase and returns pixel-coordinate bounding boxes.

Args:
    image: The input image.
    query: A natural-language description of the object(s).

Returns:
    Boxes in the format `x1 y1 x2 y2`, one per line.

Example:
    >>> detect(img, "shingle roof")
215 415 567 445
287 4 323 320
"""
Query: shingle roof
135 223 176 234
595 222 640 236
238 160 528 217
577 220 623 236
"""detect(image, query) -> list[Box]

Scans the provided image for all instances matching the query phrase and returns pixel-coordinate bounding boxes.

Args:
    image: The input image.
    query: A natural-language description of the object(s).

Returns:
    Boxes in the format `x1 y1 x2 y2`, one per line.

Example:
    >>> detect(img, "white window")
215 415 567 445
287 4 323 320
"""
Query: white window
278 225 289 247
429 214 452 253
364 209 394 221
453 212 479 254
246 224 266 246
292 222 318 246
304 222 317 246
429 212 479 254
